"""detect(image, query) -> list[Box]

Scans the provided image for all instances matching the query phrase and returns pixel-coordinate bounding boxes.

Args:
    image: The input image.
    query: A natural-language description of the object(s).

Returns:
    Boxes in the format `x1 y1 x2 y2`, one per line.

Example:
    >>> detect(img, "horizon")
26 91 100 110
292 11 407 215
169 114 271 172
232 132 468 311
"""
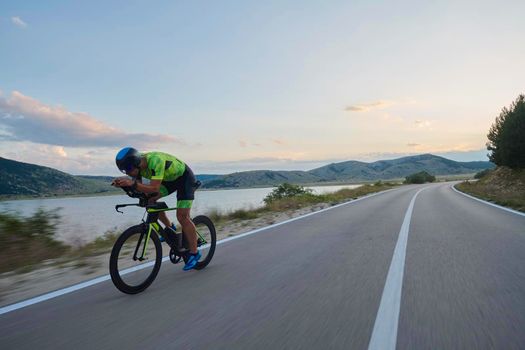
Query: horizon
1 1 522 175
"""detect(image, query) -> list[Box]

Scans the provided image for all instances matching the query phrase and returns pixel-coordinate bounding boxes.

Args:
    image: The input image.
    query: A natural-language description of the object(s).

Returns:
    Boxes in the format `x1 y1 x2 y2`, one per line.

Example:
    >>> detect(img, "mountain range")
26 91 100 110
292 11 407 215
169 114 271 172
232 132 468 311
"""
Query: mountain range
200 154 494 188
0 154 494 198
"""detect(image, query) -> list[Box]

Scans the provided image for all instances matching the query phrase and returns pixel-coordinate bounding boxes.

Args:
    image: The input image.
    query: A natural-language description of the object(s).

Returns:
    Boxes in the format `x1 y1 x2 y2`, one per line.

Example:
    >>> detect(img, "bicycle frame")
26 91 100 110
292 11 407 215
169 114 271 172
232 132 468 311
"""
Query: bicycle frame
132 204 175 261
127 203 208 261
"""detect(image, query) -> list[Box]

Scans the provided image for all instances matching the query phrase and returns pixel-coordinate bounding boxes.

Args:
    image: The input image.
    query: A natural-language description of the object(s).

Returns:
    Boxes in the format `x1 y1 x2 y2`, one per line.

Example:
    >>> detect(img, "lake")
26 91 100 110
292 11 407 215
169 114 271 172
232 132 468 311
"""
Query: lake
0 184 361 244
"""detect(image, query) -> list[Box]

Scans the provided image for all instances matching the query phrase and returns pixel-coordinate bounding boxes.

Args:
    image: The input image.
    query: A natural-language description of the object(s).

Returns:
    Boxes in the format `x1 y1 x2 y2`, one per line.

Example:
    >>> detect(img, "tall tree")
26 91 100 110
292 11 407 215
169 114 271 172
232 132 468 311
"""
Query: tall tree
487 94 525 168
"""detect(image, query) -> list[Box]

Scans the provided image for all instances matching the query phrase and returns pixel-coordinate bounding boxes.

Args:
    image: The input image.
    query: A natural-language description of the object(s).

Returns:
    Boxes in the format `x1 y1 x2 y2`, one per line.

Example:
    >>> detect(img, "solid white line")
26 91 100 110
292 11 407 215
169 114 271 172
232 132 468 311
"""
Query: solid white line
451 185 525 218
0 187 398 316
368 187 427 350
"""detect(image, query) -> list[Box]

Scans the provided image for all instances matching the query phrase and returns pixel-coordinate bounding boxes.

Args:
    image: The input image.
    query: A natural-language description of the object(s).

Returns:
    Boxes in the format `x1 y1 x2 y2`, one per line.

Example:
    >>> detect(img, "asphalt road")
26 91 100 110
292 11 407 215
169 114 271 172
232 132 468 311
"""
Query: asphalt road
1 183 524 349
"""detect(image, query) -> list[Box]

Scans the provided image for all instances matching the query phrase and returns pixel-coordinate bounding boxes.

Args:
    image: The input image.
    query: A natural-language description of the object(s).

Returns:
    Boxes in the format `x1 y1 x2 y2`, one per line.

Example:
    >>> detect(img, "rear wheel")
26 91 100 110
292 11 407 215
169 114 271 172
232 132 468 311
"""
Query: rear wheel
182 215 216 270
109 224 162 294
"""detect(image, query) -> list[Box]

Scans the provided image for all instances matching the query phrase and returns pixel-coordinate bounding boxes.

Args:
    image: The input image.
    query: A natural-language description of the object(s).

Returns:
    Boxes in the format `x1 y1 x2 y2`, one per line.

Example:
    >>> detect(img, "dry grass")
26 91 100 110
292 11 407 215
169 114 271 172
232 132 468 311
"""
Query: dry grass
206 182 398 222
456 167 525 212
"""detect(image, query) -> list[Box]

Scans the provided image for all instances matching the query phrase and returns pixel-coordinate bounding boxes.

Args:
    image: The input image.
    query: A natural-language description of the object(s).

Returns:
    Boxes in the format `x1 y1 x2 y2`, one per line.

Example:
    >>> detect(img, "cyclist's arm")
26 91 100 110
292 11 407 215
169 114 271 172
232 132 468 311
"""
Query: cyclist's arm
134 179 161 194
135 154 166 194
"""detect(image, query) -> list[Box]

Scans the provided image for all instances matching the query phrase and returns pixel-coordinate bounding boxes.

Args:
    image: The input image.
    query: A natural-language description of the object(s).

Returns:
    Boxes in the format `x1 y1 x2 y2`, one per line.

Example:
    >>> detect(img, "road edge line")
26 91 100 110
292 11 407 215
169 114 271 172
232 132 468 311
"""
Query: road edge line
451 185 525 218
0 187 399 316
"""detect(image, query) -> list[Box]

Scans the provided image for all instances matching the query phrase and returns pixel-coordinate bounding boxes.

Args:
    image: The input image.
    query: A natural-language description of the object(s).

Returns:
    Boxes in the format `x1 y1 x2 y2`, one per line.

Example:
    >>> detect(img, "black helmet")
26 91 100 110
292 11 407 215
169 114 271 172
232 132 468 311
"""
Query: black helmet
115 147 141 173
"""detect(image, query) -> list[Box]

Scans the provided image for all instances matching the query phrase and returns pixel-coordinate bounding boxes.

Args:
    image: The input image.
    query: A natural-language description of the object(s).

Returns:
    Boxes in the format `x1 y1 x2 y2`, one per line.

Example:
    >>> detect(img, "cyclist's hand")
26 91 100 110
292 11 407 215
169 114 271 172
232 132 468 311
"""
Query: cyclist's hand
112 177 132 187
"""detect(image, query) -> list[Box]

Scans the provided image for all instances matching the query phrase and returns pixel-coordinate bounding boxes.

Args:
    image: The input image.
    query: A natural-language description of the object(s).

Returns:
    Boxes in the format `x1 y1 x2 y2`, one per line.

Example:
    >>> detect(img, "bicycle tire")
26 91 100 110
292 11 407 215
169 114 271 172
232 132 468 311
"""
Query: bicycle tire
109 224 162 294
193 215 217 270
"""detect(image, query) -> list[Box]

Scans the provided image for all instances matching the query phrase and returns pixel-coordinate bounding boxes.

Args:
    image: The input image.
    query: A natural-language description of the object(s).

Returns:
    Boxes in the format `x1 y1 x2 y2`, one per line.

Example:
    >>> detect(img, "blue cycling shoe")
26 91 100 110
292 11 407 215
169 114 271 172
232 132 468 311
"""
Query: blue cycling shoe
183 251 201 271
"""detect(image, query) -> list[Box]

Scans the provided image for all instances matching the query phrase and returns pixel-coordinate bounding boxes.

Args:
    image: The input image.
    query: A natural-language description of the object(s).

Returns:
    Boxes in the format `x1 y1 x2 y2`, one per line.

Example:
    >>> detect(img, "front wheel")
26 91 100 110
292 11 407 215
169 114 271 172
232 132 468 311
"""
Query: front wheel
109 224 162 294
183 215 216 270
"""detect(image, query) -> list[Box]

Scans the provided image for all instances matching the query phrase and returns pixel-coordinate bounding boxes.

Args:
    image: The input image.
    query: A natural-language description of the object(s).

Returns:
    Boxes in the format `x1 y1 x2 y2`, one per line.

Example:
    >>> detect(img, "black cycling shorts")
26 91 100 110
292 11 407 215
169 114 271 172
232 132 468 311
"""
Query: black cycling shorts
160 165 197 207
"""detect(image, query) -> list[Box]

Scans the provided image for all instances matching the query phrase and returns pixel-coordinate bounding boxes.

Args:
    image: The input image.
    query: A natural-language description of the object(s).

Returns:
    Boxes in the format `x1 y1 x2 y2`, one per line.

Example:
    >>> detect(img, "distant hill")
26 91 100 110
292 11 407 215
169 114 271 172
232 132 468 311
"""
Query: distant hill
0 157 118 199
0 154 495 197
202 154 495 189
202 170 322 189
309 154 492 181
196 174 221 182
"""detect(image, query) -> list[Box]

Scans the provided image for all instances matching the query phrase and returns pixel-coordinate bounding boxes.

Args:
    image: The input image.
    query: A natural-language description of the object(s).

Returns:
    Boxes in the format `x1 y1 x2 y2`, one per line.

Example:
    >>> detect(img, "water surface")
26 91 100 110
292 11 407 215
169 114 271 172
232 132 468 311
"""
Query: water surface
0 184 361 243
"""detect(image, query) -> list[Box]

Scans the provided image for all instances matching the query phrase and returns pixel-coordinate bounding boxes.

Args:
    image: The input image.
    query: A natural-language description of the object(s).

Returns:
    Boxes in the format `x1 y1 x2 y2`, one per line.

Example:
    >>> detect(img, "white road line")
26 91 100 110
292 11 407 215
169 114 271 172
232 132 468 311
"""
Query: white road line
368 187 428 350
451 185 525 218
0 188 398 316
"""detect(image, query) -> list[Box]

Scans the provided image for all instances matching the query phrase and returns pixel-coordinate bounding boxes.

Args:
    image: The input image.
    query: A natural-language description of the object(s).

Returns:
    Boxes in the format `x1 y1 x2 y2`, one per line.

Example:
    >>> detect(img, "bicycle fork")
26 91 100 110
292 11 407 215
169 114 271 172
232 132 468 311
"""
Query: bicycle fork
133 223 160 261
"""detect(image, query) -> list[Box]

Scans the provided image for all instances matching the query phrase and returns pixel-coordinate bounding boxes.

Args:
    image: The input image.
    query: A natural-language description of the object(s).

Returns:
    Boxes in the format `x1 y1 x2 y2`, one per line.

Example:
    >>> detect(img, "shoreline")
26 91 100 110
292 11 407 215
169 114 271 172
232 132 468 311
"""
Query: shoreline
0 174 475 202
0 181 369 202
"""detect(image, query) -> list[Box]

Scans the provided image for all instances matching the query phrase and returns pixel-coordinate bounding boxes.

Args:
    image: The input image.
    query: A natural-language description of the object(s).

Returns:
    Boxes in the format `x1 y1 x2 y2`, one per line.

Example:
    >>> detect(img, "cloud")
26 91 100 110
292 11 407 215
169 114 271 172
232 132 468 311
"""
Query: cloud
344 100 392 112
414 119 431 128
238 140 265 148
11 16 27 28
272 138 287 146
0 91 179 148
407 143 421 147
0 141 121 175
51 145 67 157
381 113 404 124
238 140 248 148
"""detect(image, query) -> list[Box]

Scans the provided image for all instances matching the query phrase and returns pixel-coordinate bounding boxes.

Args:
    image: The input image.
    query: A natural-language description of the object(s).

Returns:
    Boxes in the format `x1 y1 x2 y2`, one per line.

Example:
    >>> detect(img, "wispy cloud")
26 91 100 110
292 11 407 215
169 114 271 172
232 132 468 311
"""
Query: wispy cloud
344 100 392 112
11 16 27 28
0 142 120 175
238 139 266 148
272 138 287 146
0 91 179 148
407 143 421 147
381 113 404 124
238 140 248 148
414 119 431 128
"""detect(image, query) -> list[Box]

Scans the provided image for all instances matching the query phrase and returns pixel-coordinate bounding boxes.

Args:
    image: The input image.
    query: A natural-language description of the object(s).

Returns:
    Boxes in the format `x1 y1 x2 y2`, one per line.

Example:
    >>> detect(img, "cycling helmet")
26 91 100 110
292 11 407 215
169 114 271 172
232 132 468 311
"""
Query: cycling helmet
115 147 141 173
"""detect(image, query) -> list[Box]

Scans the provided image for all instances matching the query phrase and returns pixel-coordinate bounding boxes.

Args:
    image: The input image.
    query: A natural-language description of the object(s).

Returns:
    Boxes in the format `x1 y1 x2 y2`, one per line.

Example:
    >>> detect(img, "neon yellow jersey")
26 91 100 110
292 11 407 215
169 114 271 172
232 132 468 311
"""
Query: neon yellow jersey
139 152 186 181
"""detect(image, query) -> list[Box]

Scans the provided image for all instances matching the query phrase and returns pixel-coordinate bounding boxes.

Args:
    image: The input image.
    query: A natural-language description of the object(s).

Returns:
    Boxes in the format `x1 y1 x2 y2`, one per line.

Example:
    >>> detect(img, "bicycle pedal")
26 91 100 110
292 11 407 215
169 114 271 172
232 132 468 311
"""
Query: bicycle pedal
176 248 189 254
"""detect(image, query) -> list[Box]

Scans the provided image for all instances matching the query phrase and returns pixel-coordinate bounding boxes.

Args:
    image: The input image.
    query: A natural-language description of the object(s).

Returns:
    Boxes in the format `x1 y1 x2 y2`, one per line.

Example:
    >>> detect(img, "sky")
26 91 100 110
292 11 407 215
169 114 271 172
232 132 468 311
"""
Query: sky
0 0 524 175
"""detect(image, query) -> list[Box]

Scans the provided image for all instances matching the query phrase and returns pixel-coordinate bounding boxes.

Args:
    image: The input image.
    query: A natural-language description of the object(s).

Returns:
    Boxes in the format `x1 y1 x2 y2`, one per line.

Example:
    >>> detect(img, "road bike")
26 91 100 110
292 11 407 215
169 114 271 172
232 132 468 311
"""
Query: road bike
109 183 216 294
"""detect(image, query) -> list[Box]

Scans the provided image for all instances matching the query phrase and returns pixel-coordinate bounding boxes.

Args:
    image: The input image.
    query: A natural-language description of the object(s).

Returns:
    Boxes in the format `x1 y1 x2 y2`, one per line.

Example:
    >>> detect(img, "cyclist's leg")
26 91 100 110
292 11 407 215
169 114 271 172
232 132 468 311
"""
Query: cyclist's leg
176 166 198 254
177 206 197 253
148 185 174 228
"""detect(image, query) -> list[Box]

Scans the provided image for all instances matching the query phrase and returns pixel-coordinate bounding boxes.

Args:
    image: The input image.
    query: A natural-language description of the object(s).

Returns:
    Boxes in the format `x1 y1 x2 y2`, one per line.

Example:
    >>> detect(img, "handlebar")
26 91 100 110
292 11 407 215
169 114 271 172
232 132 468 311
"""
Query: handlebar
113 180 201 213
114 185 159 213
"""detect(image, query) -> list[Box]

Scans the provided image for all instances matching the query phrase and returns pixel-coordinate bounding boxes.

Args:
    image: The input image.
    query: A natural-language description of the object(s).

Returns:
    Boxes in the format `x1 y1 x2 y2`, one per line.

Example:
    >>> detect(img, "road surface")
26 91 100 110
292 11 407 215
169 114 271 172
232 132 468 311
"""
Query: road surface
1 183 524 349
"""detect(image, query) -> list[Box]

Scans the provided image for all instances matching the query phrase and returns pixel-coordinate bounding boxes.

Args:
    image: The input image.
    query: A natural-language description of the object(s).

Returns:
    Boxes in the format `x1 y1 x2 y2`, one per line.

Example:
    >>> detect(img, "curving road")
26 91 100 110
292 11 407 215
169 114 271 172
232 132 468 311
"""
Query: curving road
1 183 524 349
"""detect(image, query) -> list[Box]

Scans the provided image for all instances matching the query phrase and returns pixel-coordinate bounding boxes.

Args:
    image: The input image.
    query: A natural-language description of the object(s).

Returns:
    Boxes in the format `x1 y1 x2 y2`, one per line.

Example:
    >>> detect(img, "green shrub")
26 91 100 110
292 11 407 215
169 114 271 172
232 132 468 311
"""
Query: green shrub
404 171 436 184
0 208 68 273
474 169 492 179
263 183 314 204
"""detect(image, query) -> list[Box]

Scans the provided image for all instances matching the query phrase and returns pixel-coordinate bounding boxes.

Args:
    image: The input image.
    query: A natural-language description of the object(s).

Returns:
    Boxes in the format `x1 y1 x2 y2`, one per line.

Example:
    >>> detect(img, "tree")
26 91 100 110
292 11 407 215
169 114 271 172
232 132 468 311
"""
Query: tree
487 94 525 168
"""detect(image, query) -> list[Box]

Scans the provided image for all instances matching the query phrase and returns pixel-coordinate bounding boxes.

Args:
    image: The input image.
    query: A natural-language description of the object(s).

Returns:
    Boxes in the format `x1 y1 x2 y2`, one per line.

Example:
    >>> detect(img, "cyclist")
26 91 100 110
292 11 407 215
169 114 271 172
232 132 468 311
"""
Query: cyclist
112 147 201 271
